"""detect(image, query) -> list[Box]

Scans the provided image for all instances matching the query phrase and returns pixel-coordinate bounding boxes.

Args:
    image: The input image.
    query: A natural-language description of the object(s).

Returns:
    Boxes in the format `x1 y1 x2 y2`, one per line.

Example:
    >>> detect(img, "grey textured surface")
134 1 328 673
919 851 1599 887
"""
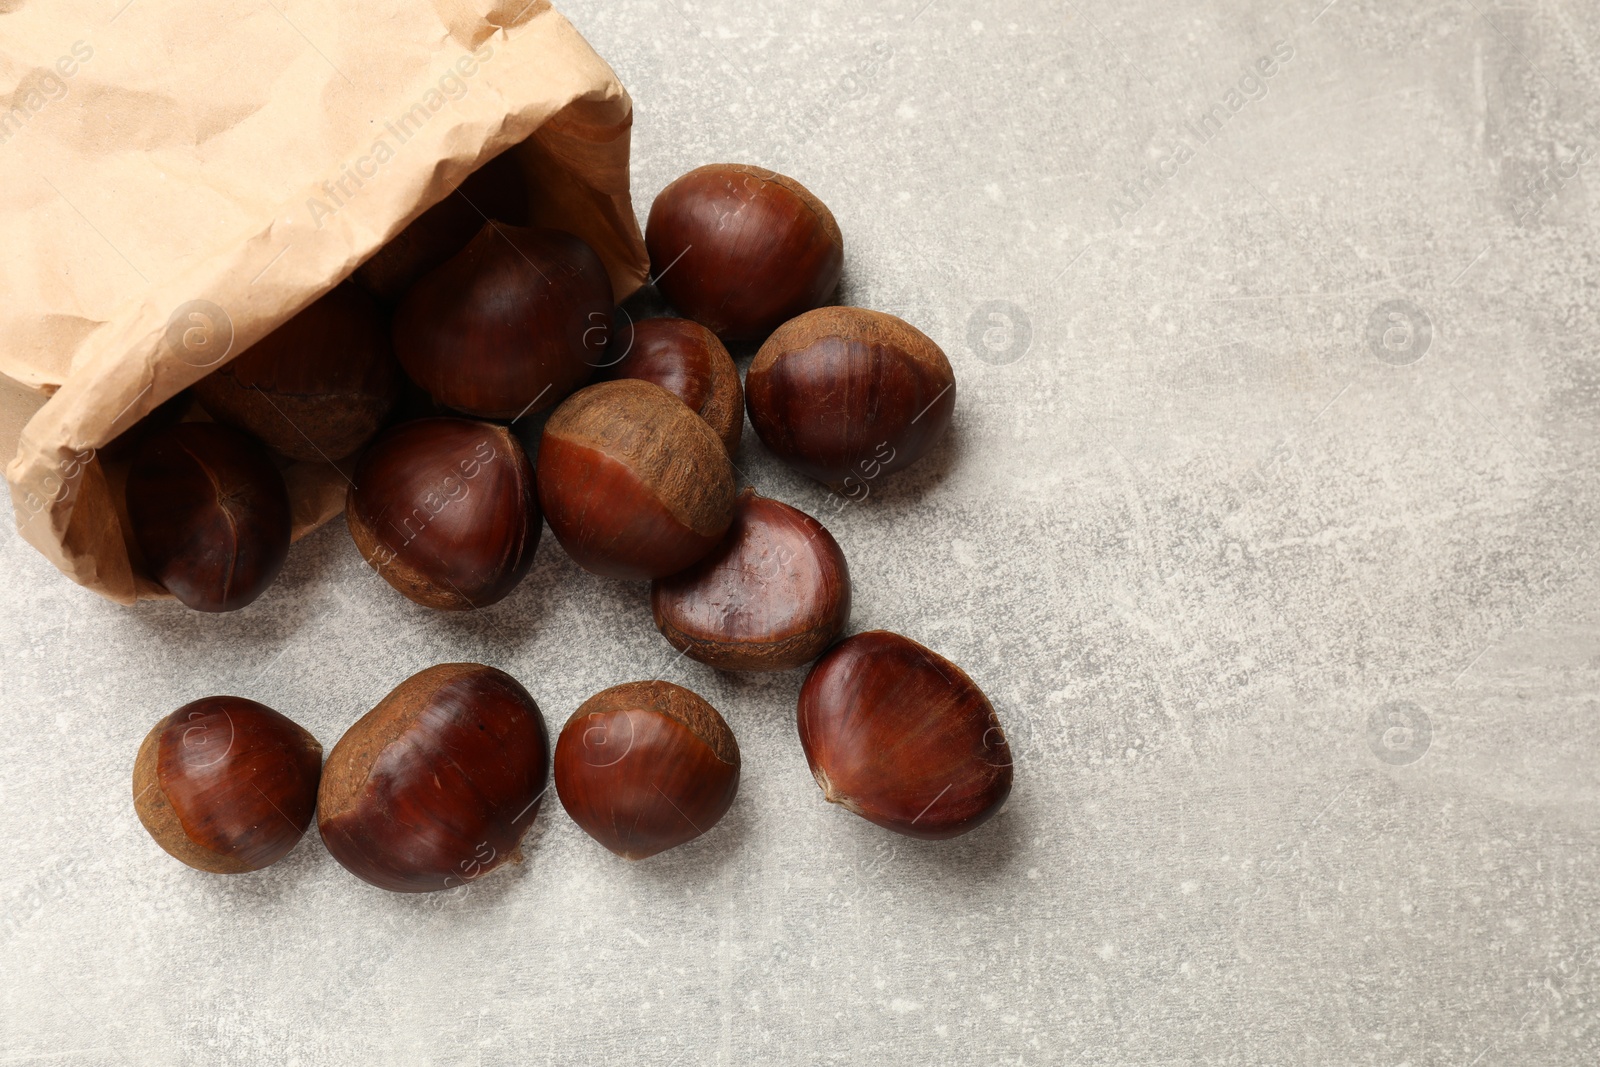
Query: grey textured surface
4 0 1600 1063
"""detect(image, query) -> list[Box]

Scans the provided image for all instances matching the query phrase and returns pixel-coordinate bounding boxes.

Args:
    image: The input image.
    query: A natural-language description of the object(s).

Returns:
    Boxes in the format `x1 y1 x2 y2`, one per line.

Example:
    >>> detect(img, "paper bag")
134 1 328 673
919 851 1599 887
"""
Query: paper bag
0 0 650 604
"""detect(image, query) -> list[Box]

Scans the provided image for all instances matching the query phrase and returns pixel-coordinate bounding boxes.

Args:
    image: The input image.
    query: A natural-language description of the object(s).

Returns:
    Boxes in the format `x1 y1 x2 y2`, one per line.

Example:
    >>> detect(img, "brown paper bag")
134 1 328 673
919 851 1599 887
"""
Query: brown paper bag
0 0 649 604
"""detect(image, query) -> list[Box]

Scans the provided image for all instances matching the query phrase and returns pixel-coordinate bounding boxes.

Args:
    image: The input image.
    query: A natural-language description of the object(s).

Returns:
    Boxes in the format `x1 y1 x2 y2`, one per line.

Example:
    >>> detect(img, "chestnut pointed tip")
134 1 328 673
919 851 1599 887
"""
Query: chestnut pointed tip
813 768 865 817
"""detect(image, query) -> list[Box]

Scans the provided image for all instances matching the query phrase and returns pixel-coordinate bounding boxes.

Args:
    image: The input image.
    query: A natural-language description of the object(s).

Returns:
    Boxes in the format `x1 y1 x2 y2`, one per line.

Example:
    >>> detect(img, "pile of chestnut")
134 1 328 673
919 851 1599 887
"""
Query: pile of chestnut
128 159 1013 892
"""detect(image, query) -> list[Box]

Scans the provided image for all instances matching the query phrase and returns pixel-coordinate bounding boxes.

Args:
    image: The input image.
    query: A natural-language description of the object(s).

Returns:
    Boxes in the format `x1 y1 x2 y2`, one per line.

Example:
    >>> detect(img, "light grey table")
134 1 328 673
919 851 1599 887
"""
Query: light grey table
4 1 1598 1063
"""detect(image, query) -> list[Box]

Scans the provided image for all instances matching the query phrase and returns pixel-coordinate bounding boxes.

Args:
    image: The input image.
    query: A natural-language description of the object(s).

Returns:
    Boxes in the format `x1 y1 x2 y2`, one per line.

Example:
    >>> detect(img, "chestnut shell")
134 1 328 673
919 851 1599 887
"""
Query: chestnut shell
192 283 398 462
746 307 956 489
393 222 612 419
603 317 743 453
126 422 291 612
651 489 850 671
537 379 736 580
317 663 550 893
356 149 531 302
797 631 1011 840
133 696 323 873
554 681 740 860
646 164 844 344
347 418 540 611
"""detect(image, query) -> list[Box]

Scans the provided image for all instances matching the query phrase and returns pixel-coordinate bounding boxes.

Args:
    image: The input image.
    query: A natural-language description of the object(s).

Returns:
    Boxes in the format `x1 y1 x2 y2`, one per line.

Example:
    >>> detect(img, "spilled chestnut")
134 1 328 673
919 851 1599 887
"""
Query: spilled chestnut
356 149 531 302
554 681 739 859
347 417 540 610
604 317 743 453
393 222 612 419
646 164 844 343
537 379 735 580
133 696 322 873
798 631 1011 840
652 489 850 671
126 422 291 612
318 663 550 893
747 306 956 489
192 283 398 462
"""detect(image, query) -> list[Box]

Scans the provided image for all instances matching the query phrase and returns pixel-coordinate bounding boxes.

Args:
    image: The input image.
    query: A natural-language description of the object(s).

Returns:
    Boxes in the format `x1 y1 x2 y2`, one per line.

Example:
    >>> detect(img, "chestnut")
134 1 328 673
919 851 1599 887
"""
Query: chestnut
651 489 850 671
537 379 736 580
554 681 739 859
318 663 549 893
126 422 291 612
133 696 322 873
798 631 1011 840
645 164 844 344
746 306 956 489
356 149 531 302
192 283 398 462
603 317 743 453
393 222 612 419
346 417 539 610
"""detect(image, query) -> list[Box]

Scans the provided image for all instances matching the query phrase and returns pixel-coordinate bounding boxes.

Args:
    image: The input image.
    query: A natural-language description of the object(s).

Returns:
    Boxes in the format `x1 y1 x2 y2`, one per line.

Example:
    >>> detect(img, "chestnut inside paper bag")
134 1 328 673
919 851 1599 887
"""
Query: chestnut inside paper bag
0 0 649 604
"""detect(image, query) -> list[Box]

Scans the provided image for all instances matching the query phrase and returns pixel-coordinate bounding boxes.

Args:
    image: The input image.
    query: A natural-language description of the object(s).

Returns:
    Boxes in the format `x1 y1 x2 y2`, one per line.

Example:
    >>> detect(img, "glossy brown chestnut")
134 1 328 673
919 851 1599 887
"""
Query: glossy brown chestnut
318 663 549 893
133 696 322 873
192 284 398 462
651 489 850 671
603 317 743 453
645 164 844 343
347 418 539 610
747 306 956 489
798 631 1011 840
393 222 612 419
356 149 531 302
126 422 291 612
554 681 739 860
537 379 736 580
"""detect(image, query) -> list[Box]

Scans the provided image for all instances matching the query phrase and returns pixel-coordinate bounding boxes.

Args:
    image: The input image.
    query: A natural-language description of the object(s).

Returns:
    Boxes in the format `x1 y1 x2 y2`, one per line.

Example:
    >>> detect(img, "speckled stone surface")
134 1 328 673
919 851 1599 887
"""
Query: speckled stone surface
4 1 1599 1063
